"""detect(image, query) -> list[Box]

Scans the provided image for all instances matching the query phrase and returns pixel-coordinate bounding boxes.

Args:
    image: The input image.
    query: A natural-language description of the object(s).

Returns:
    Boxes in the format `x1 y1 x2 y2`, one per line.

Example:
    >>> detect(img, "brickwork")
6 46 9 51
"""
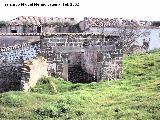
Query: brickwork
0 65 22 92
0 41 40 64
21 57 48 91
1 16 160 92
0 33 123 84
0 36 40 47
0 57 48 92
40 33 123 82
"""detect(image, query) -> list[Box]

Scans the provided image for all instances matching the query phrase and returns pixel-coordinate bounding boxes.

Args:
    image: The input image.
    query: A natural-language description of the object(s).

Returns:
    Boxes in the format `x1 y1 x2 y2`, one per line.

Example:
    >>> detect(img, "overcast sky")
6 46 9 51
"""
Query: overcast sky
0 0 160 21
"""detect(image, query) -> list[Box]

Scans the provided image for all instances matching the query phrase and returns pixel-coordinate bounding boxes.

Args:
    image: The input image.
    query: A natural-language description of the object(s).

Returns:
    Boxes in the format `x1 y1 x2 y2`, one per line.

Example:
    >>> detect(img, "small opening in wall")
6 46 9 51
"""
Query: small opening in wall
68 65 95 83
37 26 41 33
11 30 17 33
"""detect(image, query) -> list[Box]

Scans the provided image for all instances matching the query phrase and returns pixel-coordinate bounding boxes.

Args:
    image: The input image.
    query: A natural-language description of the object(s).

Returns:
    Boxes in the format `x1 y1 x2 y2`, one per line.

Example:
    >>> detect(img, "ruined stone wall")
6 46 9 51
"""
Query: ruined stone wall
43 26 56 33
0 65 22 92
0 25 74 34
82 36 123 81
41 33 123 82
0 36 40 47
21 57 48 91
81 51 97 76
0 57 48 92
0 41 40 64
0 33 123 83
0 25 37 33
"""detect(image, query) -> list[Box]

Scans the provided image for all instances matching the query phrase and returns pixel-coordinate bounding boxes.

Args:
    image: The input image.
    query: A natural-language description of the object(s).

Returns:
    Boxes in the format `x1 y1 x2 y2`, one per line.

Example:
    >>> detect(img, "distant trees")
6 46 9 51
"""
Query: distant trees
116 23 150 53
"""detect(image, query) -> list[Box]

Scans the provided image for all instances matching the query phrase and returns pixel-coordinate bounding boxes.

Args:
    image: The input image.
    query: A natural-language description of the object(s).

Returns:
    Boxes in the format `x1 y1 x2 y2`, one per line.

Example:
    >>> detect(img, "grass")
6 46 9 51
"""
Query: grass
0 49 160 120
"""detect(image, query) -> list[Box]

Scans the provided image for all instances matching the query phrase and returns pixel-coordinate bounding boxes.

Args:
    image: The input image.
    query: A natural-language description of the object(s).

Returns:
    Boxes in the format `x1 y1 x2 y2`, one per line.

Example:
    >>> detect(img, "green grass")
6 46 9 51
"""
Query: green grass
0 50 160 120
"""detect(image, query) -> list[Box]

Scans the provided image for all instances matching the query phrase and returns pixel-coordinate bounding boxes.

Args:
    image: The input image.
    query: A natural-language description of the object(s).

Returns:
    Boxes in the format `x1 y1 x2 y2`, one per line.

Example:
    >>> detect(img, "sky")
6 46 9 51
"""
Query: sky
0 0 160 21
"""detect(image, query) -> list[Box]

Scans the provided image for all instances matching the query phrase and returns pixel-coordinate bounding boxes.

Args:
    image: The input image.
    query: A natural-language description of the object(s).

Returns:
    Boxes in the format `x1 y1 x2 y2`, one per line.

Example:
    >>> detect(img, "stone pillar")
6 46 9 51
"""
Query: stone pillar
61 53 69 81
20 61 30 91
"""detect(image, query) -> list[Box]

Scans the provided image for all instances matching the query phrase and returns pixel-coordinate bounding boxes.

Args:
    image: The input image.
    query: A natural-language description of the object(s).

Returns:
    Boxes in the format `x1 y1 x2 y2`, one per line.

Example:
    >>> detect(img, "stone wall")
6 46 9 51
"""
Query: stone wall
21 57 48 91
0 36 40 47
0 65 22 92
0 24 75 34
0 33 123 83
41 33 123 82
0 57 48 92
0 41 40 64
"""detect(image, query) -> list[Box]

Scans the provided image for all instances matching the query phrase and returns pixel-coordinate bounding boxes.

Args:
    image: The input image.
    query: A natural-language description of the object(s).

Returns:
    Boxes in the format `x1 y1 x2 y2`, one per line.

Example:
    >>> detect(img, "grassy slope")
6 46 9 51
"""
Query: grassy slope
0 50 160 120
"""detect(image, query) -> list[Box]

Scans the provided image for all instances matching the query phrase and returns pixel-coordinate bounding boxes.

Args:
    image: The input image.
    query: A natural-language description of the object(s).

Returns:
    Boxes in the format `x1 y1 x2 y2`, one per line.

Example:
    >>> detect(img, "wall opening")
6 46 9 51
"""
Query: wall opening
68 65 94 83
67 52 97 83
11 30 17 33
37 26 41 33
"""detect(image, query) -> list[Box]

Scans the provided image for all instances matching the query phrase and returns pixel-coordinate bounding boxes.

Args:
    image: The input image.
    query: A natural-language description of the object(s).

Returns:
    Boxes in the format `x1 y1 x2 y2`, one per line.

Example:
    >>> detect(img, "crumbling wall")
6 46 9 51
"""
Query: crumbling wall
0 33 123 84
0 65 22 92
0 57 48 92
21 57 48 91
41 33 123 82
81 51 97 75
0 36 40 47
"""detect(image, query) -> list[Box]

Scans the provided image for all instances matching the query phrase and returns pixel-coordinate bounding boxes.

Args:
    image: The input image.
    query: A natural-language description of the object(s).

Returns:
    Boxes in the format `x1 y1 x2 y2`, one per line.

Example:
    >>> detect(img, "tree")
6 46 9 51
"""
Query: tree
114 20 151 53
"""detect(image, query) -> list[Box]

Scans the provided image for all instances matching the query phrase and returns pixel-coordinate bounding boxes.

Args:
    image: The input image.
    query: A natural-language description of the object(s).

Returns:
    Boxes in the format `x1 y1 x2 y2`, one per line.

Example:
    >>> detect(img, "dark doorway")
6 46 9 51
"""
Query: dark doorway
68 65 95 83
67 52 97 83
11 30 17 33
37 26 41 33
23 25 27 33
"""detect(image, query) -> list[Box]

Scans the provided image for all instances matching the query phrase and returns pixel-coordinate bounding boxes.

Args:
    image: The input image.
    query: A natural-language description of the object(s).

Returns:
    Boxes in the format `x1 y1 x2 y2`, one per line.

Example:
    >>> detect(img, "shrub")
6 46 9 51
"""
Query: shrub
34 101 71 119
